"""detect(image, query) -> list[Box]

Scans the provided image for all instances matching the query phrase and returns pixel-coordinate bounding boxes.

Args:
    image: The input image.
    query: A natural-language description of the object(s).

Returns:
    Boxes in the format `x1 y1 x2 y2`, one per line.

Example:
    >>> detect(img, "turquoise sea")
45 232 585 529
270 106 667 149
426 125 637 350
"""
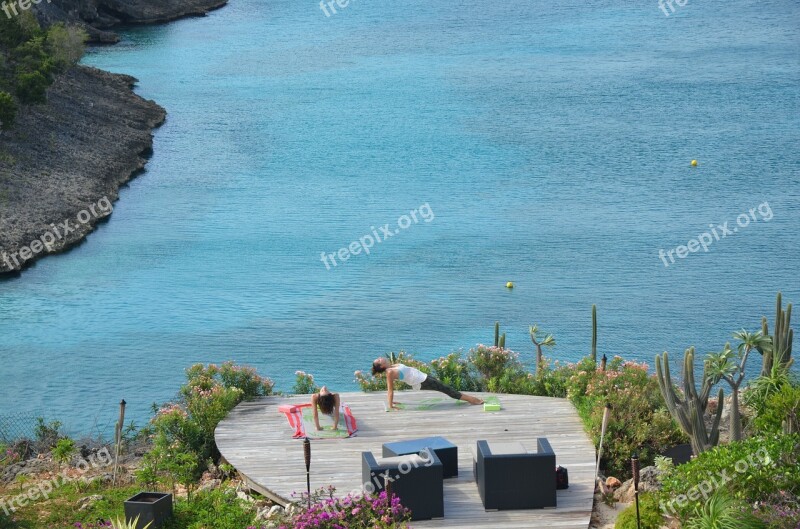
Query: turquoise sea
1 0 798 435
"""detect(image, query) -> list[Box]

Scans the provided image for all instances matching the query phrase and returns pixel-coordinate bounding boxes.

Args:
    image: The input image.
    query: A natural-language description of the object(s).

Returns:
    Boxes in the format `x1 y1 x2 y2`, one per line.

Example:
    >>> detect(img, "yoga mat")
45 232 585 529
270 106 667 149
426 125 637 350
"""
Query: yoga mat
383 397 469 412
280 403 357 439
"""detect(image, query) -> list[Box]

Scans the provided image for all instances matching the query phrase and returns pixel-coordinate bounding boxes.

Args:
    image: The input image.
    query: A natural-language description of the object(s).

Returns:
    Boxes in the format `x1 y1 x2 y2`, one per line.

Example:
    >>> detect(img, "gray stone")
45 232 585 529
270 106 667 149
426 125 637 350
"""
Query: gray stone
78 494 104 511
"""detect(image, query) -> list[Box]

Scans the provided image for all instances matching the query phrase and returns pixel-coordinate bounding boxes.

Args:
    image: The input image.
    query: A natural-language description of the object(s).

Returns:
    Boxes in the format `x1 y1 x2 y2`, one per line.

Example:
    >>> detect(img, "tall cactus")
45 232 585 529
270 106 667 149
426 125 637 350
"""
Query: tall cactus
759 292 794 376
494 321 506 349
591 304 598 364
655 349 724 455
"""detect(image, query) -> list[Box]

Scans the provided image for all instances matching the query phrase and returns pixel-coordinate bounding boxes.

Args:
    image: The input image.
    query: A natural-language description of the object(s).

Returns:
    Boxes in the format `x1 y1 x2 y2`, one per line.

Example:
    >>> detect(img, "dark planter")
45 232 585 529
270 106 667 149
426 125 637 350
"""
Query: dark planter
124 492 173 529
661 443 693 465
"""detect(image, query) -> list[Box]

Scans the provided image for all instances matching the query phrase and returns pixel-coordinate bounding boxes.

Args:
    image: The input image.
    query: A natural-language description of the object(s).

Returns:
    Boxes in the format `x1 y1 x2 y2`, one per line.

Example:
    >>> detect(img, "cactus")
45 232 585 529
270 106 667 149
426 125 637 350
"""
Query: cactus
493 322 506 349
655 349 723 455
591 304 598 364
759 292 794 376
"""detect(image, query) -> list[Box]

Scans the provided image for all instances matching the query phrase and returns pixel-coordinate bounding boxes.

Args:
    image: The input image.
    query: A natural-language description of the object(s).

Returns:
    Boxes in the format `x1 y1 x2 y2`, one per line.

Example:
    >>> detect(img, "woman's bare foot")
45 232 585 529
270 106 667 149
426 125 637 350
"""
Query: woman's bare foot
462 395 484 405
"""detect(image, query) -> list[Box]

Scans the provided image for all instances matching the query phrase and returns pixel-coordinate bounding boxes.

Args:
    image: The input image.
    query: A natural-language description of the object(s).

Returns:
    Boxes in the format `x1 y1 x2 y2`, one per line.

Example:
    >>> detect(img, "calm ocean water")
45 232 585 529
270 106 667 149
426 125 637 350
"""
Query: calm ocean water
1 0 798 436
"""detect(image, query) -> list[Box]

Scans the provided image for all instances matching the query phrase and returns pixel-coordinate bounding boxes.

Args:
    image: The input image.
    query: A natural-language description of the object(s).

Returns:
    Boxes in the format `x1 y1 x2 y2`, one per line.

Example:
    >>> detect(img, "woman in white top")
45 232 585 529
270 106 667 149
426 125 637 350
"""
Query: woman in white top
371 357 484 410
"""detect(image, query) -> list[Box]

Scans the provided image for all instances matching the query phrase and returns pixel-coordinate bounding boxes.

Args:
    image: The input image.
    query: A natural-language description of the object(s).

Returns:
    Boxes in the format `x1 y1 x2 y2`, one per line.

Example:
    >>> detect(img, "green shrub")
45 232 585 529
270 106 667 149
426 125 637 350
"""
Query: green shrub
615 492 664 529
743 364 792 415
0 91 16 129
575 359 686 478
660 434 800 519
167 487 260 528
293 370 320 394
52 438 76 467
45 23 87 71
751 381 800 435
0 12 40 48
16 70 49 104
34 417 63 448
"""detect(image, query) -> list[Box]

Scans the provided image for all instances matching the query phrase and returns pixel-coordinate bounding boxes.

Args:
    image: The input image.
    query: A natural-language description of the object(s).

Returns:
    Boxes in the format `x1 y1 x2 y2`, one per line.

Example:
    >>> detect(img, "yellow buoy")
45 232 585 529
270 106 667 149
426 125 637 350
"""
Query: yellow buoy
506 282 514 289
691 159 698 167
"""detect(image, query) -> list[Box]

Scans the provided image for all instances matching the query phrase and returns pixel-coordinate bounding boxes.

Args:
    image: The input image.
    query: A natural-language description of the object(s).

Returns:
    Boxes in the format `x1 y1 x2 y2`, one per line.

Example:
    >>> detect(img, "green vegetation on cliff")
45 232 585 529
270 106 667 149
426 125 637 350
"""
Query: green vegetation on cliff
0 12 87 129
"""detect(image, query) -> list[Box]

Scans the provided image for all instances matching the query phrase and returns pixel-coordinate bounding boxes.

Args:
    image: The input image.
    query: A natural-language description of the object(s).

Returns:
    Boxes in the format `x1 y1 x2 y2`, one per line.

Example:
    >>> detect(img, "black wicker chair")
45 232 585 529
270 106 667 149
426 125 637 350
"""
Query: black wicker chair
475 438 557 510
361 449 444 520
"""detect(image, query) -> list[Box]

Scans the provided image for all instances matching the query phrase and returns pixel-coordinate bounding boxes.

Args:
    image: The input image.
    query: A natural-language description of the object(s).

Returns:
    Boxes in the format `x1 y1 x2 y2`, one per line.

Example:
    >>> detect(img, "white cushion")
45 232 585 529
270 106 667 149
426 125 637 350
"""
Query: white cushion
486 441 528 455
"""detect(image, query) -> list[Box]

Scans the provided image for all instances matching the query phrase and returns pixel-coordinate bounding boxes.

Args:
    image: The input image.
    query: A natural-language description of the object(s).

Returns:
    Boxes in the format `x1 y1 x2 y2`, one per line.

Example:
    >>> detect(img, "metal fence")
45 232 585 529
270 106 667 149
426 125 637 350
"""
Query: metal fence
0 413 43 444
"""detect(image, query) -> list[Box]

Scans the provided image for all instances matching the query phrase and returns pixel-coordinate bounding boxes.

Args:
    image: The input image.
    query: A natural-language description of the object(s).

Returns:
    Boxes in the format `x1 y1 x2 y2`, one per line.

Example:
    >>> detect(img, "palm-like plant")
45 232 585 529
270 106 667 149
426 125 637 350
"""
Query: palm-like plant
743 362 791 415
684 492 764 529
111 516 152 529
706 330 770 441
529 325 555 376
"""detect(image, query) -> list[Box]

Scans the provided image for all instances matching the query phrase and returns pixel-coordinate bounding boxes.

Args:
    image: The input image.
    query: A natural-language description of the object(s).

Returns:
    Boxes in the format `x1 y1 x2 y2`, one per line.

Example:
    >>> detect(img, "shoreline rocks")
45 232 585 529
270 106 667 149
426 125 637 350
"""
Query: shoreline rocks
35 0 230 42
0 66 166 275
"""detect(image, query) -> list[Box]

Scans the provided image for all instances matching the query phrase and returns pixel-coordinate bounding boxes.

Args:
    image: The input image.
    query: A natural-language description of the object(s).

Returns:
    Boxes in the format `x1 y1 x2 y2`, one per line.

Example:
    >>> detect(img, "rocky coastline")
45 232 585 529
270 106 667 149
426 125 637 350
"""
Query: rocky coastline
0 0 226 275
0 66 166 275
36 0 230 43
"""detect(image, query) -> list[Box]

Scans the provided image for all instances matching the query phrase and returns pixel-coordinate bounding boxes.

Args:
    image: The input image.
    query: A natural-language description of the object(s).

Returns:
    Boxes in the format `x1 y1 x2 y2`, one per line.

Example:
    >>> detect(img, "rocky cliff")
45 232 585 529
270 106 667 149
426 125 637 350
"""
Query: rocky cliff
0 66 166 274
36 0 229 42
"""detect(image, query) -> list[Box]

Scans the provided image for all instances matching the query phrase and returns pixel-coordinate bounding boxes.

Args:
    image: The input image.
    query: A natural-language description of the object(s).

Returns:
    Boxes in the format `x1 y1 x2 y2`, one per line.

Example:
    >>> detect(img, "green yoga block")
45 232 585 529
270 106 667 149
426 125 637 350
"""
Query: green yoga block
484 396 501 411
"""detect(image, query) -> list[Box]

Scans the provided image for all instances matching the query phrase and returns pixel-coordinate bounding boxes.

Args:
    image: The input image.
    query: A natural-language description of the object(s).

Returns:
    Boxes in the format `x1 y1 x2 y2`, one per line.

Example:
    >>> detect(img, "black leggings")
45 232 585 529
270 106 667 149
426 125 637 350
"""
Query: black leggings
420 376 463 400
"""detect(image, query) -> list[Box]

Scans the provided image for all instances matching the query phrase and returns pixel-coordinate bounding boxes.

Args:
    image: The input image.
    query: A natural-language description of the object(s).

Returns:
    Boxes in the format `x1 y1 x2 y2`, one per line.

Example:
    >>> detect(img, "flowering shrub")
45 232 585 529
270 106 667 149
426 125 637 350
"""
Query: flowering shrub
140 362 274 486
428 351 482 391
752 490 800 529
573 359 685 478
0 443 21 467
468 345 521 381
279 490 411 529
293 371 320 395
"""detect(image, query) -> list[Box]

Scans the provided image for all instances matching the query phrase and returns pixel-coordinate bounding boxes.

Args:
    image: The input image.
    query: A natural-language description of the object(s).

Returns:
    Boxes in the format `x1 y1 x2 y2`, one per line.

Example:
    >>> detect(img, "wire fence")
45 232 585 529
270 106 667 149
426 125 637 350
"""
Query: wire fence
0 413 42 444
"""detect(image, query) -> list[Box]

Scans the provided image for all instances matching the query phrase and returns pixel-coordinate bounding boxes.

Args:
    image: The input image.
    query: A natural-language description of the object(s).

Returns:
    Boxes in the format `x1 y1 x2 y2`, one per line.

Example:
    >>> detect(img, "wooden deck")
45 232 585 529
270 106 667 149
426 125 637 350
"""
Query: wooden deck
216 392 595 529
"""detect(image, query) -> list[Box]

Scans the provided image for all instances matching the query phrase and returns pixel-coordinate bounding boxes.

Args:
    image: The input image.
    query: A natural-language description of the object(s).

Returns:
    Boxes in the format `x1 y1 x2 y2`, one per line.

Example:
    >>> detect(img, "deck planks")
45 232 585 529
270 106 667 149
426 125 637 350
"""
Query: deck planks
216 392 595 529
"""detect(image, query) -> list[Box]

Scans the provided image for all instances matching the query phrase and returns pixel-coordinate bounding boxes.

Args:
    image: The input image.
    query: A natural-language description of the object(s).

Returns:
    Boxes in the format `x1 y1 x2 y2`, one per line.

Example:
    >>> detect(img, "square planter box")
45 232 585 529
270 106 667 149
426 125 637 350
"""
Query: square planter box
124 492 173 529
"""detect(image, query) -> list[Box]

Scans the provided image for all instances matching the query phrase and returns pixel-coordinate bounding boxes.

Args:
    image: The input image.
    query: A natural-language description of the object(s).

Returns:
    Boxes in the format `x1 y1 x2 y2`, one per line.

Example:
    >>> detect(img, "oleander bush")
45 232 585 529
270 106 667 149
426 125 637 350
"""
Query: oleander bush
428 351 482 391
293 370 320 394
140 362 274 485
469 344 522 381
573 358 686 479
